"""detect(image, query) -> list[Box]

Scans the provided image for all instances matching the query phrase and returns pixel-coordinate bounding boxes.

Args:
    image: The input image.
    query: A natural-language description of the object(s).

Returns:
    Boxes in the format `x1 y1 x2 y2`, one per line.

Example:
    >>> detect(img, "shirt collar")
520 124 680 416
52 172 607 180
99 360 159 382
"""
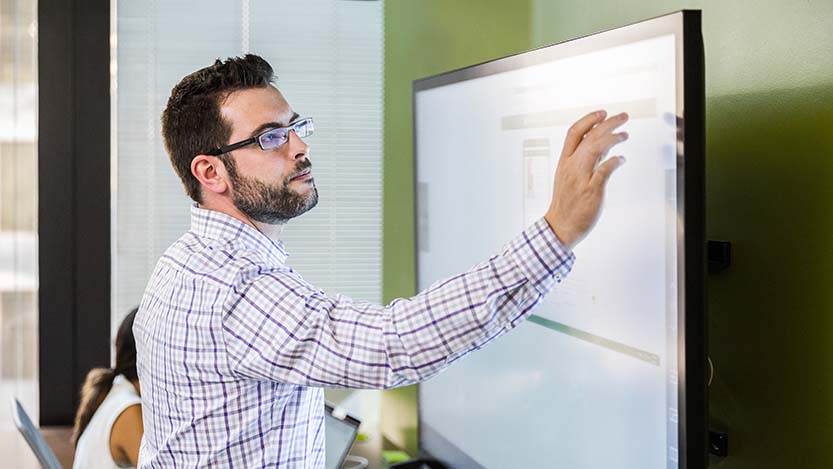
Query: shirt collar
190 204 289 265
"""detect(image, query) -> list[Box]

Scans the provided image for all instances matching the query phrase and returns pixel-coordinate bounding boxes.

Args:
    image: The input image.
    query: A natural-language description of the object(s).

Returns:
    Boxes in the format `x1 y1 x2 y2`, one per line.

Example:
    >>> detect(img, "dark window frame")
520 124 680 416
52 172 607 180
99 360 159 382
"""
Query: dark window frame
38 0 111 425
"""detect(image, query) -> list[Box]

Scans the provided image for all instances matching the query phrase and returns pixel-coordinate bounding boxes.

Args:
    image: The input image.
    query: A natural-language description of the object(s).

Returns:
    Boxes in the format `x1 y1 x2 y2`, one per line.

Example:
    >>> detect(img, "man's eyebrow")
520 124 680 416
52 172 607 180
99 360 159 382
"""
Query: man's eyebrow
247 112 301 138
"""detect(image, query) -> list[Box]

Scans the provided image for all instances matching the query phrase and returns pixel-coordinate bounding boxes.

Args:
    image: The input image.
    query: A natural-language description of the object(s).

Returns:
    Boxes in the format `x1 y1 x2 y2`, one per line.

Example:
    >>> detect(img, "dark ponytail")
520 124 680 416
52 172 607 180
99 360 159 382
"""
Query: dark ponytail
71 307 139 446
71 368 117 445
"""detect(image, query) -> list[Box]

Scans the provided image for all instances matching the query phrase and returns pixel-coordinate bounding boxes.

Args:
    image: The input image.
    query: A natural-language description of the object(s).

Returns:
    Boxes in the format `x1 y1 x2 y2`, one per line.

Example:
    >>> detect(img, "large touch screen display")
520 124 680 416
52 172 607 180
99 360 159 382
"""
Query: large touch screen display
416 14 692 469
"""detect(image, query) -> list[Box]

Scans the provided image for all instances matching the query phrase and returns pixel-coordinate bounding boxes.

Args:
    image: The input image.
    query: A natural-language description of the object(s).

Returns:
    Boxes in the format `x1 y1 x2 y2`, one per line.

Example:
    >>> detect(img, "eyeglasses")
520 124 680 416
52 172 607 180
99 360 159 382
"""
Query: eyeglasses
206 117 314 156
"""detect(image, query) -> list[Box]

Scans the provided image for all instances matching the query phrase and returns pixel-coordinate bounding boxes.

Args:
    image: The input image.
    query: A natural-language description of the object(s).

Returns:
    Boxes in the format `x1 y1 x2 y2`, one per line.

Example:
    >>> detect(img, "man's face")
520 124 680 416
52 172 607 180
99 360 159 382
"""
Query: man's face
219 85 318 224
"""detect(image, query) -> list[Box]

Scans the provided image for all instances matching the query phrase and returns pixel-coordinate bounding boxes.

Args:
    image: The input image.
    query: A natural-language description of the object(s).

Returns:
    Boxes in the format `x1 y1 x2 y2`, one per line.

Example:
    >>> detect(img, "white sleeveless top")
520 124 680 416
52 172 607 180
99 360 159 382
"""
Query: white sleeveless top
73 374 142 469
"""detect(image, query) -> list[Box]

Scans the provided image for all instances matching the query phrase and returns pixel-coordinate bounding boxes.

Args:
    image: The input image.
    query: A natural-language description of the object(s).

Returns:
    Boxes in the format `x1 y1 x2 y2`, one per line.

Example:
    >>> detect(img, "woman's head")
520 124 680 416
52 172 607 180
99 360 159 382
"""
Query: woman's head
114 307 138 381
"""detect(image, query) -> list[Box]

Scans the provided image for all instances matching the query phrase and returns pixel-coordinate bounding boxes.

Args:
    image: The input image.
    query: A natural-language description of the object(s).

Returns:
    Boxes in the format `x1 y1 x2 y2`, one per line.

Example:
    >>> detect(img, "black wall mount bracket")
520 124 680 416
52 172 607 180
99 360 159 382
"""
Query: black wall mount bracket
708 240 731 273
709 429 729 457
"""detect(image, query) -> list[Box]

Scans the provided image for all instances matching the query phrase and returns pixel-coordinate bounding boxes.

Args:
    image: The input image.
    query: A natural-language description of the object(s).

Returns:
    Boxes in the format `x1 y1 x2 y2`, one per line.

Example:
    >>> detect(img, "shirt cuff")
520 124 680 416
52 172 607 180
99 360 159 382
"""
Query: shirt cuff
504 217 576 295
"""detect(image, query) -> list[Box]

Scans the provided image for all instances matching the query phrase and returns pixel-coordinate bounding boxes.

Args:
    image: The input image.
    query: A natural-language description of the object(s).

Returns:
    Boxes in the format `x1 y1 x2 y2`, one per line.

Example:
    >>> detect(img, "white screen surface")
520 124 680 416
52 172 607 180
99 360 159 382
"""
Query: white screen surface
416 25 682 469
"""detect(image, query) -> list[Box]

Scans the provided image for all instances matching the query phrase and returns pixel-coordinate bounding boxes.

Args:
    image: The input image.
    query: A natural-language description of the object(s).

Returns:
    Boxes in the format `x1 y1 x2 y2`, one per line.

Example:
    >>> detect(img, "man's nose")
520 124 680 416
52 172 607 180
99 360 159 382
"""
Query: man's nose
287 131 308 160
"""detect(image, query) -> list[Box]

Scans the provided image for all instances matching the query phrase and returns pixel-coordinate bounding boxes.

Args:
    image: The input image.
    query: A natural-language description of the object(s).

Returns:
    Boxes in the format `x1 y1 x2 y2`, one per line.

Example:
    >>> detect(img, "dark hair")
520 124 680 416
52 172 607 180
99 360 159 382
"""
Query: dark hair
71 307 139 446
161 54 276 203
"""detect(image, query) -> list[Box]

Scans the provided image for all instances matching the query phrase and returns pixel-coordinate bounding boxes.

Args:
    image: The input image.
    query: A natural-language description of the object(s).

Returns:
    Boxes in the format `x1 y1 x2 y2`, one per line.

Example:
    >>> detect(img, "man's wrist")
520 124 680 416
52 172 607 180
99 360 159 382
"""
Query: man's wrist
543 213 577 252
509 218 577 296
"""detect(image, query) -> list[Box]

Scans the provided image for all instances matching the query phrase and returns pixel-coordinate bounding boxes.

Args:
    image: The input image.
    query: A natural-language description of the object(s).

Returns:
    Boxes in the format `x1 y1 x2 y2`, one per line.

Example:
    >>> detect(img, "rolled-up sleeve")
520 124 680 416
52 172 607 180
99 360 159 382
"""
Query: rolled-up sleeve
222 217 575 389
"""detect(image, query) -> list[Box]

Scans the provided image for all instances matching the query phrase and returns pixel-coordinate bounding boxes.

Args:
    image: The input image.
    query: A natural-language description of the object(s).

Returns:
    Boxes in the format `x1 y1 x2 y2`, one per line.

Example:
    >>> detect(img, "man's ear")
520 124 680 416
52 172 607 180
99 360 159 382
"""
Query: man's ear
191 155 230 195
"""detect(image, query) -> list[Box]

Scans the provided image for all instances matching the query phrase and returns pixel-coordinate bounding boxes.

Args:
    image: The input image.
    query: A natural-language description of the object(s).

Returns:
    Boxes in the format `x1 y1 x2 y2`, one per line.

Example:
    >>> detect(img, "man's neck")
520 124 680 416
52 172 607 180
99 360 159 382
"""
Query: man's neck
198 199 285 241
252 219 285 240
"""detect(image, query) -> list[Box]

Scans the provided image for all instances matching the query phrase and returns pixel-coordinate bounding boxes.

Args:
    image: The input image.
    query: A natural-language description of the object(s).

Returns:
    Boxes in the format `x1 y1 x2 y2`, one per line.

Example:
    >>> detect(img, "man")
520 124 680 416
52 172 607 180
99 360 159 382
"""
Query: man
134 54 628 467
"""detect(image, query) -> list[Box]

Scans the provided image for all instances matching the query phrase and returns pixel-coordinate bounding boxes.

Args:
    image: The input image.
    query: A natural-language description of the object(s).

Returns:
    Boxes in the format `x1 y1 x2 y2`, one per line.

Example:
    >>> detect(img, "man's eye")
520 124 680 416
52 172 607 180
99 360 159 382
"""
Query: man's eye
262 131 285 143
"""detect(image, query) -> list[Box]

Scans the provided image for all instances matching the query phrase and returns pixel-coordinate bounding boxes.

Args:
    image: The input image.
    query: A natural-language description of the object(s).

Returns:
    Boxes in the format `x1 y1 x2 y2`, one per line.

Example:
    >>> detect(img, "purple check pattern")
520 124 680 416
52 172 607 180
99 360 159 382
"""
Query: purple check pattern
134 204 574 468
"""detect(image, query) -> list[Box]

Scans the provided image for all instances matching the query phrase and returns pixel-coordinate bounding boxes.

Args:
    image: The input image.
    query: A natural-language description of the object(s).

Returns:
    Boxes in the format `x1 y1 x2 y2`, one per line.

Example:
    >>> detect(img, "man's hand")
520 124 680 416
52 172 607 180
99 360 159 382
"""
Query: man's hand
544 110 629 251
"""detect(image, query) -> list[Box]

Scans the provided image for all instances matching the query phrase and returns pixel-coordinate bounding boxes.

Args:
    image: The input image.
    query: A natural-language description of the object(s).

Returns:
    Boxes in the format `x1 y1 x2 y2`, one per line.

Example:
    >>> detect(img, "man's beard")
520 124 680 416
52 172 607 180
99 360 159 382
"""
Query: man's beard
223 157 318 225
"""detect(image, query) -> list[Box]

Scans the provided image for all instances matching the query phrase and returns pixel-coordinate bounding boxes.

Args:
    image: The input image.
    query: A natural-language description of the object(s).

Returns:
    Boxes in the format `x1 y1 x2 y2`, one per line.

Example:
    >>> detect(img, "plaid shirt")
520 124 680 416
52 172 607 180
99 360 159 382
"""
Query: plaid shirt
134 204 574 468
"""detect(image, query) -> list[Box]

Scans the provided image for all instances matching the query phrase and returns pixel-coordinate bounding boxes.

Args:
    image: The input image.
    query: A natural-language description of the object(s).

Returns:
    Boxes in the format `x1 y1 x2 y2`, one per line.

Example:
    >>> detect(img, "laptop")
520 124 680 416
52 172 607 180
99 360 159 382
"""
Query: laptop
325 401 362 469
11 398 62 469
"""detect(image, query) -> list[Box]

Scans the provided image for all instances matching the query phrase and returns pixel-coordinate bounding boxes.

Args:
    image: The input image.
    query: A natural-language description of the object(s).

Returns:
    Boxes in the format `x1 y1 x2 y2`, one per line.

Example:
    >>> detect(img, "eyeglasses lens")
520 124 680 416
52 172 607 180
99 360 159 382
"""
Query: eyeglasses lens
259 128 288 150
293 119 313 138
258 119 314 150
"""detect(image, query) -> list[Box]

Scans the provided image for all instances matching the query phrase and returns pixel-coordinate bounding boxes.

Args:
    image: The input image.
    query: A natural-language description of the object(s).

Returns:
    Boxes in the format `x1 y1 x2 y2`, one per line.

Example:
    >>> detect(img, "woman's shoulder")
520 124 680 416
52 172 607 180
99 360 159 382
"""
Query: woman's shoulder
73 376 142 469
108 377 142 422
89 376 142 433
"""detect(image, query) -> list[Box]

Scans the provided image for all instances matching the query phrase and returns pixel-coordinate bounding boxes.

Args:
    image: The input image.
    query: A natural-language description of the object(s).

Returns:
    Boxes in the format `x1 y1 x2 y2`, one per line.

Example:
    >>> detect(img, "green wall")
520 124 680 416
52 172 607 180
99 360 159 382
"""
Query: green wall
383 0 534 303
383 1 833 466
382 0 531 452
382 0 533 452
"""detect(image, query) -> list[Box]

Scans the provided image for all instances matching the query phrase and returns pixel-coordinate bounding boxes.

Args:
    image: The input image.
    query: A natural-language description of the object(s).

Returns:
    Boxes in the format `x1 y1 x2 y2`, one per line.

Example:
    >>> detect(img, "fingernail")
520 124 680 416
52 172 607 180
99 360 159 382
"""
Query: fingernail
597 110 607 118
619 156 627 165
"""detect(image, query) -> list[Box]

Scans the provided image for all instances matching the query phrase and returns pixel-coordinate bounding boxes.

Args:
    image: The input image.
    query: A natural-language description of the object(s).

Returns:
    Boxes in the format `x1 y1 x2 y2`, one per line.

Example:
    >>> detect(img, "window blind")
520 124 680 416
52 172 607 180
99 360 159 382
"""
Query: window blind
113 0 384 327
